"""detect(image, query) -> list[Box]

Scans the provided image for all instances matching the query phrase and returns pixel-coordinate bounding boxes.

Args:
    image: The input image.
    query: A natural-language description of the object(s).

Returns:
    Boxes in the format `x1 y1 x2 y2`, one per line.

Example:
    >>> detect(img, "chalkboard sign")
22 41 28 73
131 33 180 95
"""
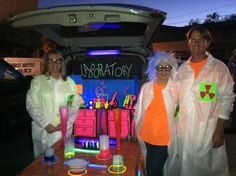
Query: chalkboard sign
68 56 144 79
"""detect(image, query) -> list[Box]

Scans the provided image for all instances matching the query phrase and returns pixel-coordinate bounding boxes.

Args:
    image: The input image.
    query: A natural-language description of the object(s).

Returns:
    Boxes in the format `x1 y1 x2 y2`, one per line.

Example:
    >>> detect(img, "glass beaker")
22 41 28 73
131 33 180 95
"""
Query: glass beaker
99 134 111 159
112 154 124 172
64 136 75 159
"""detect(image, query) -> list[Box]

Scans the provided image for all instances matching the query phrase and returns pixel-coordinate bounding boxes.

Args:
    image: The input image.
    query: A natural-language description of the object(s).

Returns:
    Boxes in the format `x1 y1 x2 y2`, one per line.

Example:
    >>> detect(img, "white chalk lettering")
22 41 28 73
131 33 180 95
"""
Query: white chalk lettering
115 67 122 77
104 64 111 76
80 62 132 79
124 65 132 76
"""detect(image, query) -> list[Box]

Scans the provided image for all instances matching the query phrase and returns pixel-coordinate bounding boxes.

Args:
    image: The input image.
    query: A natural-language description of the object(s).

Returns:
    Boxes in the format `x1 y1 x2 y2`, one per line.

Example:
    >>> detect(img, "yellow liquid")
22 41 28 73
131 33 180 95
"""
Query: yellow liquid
64 151 75 159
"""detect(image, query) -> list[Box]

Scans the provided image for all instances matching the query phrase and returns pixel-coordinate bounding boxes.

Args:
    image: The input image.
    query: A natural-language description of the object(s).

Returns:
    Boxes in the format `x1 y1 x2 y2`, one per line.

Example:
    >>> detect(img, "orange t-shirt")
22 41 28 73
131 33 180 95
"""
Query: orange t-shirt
139 83 169 146
190 57 208 78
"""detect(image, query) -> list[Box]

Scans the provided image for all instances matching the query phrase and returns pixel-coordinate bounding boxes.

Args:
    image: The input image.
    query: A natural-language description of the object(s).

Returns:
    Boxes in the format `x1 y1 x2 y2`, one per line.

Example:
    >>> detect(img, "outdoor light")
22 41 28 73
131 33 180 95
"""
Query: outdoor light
88 13 94 18
87 49 120 56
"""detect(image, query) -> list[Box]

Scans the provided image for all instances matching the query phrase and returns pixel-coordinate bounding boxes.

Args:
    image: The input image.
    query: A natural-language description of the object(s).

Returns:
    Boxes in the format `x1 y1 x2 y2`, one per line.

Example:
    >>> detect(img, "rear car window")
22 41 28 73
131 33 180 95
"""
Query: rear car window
48 22 147 38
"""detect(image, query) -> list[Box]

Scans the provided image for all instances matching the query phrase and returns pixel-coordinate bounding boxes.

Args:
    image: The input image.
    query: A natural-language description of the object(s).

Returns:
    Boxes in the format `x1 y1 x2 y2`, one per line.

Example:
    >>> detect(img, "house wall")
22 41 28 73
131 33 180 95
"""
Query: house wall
0 0 37 20
153 41 189 58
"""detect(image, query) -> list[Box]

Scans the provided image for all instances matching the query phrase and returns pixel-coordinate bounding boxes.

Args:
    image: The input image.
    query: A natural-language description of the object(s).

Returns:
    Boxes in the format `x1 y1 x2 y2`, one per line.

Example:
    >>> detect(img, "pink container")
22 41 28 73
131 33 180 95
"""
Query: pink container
108 110 130 139
59 106 69 147
113 109 122 150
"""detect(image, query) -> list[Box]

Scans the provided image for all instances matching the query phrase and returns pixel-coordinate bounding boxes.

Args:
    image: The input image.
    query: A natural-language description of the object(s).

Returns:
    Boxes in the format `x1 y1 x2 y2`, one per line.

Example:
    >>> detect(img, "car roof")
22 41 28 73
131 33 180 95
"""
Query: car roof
0 59 24 78
9 4 166 48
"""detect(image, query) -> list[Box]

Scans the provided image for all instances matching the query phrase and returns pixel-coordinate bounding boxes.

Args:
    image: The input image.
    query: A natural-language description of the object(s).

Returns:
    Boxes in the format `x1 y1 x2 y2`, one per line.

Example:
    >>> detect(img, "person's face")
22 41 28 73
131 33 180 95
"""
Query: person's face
156 62 172 81
47 53 63 74
188 31 210 56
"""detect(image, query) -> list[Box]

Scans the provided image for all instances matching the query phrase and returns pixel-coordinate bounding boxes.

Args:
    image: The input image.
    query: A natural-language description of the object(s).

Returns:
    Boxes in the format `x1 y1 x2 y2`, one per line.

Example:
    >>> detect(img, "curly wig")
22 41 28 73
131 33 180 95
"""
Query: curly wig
146 51 179 81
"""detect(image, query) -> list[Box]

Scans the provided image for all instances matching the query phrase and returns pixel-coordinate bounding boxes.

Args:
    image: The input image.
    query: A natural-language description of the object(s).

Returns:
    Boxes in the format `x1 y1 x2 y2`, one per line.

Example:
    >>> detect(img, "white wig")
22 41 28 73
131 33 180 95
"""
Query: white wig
146 51 179 81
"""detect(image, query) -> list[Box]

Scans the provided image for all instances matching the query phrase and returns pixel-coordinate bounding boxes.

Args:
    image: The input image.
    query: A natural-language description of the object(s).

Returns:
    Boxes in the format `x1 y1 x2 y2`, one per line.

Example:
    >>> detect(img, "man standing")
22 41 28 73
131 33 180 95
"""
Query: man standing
166 26 235 176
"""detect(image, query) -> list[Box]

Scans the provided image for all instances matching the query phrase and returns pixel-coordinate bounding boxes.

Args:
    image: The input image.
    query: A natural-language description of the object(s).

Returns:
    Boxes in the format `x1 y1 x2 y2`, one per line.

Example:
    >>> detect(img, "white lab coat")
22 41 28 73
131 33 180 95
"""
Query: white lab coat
26 75 80 158
165 53 235 176
134 79 178 170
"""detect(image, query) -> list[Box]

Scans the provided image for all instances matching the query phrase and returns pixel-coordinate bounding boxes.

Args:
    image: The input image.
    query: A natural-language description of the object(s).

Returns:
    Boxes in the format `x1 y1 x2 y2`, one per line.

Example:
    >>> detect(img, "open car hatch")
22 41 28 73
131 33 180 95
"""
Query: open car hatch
9 4 166 48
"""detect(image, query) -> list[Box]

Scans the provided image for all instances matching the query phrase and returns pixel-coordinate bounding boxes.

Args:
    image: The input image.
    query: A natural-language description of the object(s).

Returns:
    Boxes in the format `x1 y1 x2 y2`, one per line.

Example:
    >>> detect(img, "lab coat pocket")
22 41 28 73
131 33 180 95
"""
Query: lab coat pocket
194 146 228 174
197 119 217 150
194 119 218 171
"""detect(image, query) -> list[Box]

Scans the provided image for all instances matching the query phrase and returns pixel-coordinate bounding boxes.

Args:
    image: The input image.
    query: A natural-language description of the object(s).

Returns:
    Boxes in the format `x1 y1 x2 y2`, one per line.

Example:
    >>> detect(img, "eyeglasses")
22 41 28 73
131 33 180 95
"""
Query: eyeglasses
156 65 172 71
48 58 62 64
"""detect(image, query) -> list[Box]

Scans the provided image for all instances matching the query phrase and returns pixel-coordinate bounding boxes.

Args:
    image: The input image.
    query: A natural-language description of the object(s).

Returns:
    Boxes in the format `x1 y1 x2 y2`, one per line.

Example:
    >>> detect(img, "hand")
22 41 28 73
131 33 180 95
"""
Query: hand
212 118 227 148
45 124 61 134
212 128 224 148
55 124 61 131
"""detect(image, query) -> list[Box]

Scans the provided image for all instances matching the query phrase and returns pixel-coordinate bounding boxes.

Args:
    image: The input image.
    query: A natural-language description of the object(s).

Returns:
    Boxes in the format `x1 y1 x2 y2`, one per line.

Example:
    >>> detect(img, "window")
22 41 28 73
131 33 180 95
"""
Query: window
48 22 147 38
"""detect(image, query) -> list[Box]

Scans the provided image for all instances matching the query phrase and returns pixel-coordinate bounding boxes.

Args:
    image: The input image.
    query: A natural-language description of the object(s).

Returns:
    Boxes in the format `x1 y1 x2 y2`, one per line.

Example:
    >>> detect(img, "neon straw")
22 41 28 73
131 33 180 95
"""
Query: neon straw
88 163 107 169
74 148 99 154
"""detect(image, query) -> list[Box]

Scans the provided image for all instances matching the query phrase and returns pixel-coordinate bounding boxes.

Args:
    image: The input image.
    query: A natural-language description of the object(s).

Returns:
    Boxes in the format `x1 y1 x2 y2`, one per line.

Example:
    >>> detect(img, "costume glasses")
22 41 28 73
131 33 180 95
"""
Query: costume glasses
48 58 62 64
156 65 172 71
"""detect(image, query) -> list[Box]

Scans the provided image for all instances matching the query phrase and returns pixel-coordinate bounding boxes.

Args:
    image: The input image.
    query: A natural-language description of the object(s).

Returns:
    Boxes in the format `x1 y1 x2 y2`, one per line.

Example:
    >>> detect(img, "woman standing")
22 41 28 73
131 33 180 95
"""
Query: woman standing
134 51 178 176
26 50 80 158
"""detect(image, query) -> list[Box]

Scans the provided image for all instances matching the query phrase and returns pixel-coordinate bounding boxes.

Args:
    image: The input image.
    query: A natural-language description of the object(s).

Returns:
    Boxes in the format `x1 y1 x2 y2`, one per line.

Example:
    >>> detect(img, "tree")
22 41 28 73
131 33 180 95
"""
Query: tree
188 18 201 26
222 14 236 21
204 12 220 23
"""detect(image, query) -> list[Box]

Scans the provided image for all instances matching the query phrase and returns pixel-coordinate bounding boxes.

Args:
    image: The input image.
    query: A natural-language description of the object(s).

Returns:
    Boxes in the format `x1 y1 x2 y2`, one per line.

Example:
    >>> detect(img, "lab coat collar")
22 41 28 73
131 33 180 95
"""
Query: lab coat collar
184 52 214 69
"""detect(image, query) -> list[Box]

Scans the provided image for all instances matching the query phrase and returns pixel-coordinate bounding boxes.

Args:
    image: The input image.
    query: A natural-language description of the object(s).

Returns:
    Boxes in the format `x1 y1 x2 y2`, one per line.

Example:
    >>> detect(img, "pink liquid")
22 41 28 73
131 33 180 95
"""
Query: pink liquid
99 149 111 158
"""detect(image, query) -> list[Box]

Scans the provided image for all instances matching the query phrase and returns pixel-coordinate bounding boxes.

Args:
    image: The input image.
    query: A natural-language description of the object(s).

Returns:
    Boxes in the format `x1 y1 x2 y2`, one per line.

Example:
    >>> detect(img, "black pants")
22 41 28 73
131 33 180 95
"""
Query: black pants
230 96 236 128
145 142 168 176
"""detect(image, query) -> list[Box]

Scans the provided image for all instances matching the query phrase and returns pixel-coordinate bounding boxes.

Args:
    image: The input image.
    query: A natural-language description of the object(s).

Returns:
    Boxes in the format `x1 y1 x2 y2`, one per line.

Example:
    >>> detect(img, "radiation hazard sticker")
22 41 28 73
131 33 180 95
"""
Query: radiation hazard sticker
67 94 75 108
199 82 217 102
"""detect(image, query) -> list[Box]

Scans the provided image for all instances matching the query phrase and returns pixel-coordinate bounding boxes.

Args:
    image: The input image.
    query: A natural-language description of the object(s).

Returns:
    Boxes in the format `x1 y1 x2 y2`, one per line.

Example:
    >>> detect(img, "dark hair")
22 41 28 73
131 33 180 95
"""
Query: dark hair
42 50 67 81
186 26 212 43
